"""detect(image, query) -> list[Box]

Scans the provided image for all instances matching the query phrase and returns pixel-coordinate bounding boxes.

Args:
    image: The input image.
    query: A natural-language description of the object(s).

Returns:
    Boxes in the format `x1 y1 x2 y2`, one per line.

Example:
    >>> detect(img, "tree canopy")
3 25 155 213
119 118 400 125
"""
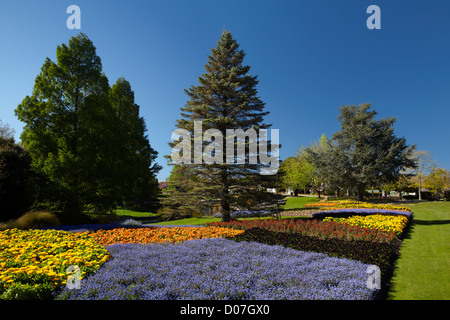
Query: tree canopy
163 30 275 222
307 104 417 200
15 33 160 216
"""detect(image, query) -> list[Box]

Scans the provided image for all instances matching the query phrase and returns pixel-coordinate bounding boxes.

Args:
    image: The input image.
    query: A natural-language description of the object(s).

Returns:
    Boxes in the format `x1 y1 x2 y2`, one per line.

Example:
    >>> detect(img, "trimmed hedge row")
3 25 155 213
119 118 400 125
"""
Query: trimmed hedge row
312 208 413 220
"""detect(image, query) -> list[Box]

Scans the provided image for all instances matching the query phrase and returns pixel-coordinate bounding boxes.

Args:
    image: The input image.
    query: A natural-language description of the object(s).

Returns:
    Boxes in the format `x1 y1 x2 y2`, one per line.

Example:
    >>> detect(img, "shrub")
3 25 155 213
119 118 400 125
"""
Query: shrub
15 211 61 230
0 220 20 231
311 208 413 220
0 137 35 221
444 190 450 201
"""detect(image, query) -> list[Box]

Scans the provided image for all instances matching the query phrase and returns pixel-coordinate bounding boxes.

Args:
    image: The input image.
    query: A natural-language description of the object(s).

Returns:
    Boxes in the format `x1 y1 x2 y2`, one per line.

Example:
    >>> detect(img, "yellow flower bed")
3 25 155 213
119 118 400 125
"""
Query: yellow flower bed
332 203 411 212
0 228 110 299
323 214 409 236
305 200 411 212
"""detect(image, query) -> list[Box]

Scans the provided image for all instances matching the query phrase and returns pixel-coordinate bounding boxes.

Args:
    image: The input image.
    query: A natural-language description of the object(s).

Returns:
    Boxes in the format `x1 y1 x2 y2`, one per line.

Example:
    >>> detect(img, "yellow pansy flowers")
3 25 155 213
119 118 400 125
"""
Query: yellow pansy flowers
0 228 110 299
323 214 409 236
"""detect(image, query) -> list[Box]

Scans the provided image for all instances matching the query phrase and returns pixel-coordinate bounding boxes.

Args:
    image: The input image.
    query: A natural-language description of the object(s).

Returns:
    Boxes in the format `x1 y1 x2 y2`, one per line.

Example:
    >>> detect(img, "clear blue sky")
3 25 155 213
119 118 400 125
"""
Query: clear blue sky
1 0 449 181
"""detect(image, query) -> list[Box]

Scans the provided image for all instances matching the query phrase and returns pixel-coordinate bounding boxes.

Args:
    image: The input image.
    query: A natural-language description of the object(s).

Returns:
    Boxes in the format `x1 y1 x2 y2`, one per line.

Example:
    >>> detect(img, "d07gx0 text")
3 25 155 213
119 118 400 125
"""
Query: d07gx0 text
225 304 269 315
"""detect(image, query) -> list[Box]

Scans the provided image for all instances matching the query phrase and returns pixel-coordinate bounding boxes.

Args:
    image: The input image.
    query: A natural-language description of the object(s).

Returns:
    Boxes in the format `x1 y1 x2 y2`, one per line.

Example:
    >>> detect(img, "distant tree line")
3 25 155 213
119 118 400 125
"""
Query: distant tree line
280 104 449 201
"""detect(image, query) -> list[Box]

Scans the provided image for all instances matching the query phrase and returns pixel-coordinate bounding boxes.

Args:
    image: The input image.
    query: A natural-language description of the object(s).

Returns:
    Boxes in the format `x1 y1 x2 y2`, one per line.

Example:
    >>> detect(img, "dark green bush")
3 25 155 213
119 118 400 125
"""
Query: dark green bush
0 137 35 221
444 190 450 201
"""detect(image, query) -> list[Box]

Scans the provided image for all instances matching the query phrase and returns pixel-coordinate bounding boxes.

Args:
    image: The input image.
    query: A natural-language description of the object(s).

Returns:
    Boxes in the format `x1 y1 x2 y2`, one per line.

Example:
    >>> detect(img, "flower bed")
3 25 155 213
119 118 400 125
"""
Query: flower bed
228 228 401 277
3 204 413 300
214 209 272 219
323 214 409 237
56 238 377 300
208 219 396 242
305 201 411 212
89 226 244 245
0 228 110 299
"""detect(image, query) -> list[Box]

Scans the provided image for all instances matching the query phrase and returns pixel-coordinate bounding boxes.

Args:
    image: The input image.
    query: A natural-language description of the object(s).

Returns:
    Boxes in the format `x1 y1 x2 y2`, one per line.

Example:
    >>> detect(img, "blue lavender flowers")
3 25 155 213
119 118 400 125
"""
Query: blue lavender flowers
214 210 272 219
55 238 377 300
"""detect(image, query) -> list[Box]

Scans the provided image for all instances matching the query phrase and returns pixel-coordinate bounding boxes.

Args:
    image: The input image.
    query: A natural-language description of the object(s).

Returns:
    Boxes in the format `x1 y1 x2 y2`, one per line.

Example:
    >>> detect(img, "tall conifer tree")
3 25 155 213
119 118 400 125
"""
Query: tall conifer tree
164 31 274 222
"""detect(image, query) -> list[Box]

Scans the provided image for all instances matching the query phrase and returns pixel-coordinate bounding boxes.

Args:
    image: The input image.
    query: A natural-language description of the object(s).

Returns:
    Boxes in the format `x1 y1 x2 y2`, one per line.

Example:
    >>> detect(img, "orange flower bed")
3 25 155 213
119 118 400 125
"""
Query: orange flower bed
89 226 244 245
304 203 336 207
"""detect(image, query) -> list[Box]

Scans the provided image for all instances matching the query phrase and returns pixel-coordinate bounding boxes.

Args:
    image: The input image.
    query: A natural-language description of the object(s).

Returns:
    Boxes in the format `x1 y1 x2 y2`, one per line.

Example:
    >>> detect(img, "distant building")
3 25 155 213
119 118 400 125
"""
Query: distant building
159 181 168 190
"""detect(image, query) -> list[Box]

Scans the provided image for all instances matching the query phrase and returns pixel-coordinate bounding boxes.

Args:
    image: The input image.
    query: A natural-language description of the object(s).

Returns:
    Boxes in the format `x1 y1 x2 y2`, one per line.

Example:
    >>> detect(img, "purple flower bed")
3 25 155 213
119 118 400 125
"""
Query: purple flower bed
55 238 377 300
214 210 272 219
312 208 413 220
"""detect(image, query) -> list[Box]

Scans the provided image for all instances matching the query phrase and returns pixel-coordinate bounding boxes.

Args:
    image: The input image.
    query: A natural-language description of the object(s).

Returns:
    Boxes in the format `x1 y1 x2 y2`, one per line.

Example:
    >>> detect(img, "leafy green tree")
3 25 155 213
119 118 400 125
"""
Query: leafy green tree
407 150 434 200
0 136 34 221
307 104 416 201
280 149 314 195
426 167 450 196
332 104 416 200
165 31 273 222
160 164 206 220
306 135 351 197
0 120 15 140
279 157 303 195
15 34 159 216
110 78 161 202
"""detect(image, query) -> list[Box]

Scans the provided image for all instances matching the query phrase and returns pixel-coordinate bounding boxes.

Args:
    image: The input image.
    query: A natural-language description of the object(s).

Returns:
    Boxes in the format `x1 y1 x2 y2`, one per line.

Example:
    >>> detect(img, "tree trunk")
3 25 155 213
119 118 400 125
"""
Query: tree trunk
220 167 230 222
357 185 365 201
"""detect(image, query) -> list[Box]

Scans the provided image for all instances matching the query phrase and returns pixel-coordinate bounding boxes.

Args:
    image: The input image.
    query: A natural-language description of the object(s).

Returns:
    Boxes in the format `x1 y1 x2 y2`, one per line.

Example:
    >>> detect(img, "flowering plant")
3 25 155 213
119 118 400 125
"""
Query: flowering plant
89 226 244 245
305 200 411 212
0 228 110 299
207 218 395 242
56 238 378 300
323 214 409 236
214 210 271 219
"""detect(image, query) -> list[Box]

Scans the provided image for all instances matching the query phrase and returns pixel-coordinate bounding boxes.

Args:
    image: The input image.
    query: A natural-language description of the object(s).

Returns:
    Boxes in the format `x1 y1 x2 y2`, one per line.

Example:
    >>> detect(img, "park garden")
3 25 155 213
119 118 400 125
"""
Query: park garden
1 32 449 300
1 198 449 300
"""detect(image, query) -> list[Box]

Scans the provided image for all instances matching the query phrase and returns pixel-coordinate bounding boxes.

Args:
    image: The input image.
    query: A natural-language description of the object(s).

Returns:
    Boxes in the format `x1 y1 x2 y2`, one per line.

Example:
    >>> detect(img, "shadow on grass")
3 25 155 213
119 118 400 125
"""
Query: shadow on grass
385 216 450 299
412 219 450 226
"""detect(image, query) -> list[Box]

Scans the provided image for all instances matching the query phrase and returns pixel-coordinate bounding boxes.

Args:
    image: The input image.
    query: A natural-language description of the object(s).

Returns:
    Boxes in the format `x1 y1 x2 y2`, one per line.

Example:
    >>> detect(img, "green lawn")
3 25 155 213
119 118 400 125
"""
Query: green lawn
150 197 320 226
115 209 159 218
151 217 220 225
387 201 450 300
280 196 320 210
